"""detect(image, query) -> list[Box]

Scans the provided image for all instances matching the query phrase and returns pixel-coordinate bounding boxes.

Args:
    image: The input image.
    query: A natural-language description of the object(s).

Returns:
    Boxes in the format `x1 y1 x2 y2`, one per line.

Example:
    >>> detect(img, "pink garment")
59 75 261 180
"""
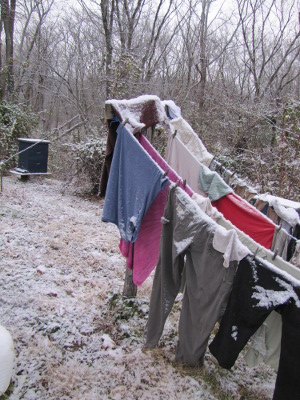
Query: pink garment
119 134 193 286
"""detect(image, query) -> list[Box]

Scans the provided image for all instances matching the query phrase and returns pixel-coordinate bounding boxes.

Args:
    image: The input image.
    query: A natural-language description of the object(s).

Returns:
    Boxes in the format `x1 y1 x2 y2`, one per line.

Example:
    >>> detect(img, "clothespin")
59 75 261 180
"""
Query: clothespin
252 247 259 260
174 180 179 188
173 130 177 137
183 179 186 187
277 224 282 232
272 249 279 260
121 118 129 128
162 168 169 178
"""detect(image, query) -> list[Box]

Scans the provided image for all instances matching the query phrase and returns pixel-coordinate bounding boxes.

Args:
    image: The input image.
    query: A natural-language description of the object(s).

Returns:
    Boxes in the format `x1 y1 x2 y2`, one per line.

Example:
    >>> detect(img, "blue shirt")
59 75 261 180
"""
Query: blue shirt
102 125 168 242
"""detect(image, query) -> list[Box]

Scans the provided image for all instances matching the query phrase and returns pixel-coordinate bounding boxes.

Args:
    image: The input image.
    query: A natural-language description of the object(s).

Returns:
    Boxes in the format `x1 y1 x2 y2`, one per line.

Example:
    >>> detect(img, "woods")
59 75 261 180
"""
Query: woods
0 0 299 198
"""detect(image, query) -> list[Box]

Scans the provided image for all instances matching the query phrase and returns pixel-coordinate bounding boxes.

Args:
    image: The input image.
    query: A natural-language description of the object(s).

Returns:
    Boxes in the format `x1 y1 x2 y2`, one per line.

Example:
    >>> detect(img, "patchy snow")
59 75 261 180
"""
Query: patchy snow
252 278 300 309
0 176 277 399
231 326 238 341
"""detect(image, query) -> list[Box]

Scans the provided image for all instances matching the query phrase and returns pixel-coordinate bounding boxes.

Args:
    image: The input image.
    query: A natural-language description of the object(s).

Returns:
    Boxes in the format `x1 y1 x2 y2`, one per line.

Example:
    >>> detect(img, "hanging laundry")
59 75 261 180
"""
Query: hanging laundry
162 100 181 119
145 186 241 366
198 164 233 201
98 118 119 197
165 134 206 196
102 124 168 242
217 212 300 371
290 241 300 268
192 193 222 221
212 193 275 249
169 117 214 167
119 133 193 286
99 95 169 196
213 226 249 268
244 311 282 371
106 95 168 134
271 227 290 261
209 255 300 400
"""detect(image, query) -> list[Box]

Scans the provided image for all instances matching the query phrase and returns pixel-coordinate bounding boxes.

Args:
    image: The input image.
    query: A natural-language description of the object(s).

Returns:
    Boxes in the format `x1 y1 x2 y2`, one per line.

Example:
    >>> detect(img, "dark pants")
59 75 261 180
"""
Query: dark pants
209 255 300 400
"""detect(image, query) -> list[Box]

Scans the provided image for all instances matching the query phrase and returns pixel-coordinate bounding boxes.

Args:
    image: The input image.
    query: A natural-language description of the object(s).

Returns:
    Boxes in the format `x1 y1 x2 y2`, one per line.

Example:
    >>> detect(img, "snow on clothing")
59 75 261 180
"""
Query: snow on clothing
106 95 168 134
119 133 193 286
209 255 300 400
198 164 233 201
165 134 206 196
145 186 238 366
169 117 214 167
192 193 222 221
162 100 181 119
101 124 168 242
212 193 275 249
99 95 168 196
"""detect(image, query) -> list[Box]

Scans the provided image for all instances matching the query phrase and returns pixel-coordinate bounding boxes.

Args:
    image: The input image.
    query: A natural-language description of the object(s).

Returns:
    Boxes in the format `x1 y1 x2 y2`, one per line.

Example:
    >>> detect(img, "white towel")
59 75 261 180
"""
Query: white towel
213 225 249 268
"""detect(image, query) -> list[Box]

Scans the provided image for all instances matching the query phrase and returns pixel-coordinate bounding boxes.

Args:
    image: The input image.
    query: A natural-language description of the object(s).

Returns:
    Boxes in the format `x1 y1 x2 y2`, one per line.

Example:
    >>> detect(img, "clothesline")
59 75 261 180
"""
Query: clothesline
100 95 300 400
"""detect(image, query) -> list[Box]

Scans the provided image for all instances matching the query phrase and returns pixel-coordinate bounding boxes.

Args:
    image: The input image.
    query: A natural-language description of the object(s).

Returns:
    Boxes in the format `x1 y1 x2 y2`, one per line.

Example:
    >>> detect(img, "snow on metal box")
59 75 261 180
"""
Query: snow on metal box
18 138 50 173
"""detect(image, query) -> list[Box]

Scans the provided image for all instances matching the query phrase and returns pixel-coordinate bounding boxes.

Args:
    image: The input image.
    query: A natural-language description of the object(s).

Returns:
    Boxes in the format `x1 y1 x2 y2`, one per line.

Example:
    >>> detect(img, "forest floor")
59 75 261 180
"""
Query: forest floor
0 175 277 400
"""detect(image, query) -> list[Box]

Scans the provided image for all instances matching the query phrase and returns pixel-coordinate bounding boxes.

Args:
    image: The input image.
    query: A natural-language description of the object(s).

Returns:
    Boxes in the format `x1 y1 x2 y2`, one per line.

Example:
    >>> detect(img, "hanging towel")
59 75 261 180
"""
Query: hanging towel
102 124 168 242
165 134 206 196
212 193 275 249
213 225 249 268
198 164 233 201
169 117 214 167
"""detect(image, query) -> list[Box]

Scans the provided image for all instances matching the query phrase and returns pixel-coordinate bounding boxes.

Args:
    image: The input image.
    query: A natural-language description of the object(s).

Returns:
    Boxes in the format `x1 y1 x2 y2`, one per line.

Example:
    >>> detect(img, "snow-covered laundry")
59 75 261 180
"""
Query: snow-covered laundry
169 117 214 167
162 100 181 119
165 134 206 196
145 186 239 366
192 193 222 221
119 133 193 286
106 95 168 134
99 96 169 196
213 225 249 268
212 193 275 249
102 124 168 242
198 164 233 201
209 255 300 400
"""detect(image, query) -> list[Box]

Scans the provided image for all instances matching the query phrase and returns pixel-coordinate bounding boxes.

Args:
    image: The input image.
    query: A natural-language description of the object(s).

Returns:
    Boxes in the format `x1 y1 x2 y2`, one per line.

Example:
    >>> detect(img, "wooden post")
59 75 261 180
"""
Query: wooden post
123 267 137 297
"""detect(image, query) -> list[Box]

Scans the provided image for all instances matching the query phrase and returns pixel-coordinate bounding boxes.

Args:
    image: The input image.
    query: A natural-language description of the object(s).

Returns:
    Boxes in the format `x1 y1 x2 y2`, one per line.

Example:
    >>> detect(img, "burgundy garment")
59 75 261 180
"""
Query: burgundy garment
212 193 275 249
98 120 118 197
119 134 193 286
110 99 165 132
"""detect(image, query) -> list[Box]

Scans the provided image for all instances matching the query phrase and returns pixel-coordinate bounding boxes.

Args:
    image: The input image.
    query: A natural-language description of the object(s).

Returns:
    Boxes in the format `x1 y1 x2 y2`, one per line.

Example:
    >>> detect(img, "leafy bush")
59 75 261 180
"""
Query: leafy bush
0 101 38 172
62 137 107 195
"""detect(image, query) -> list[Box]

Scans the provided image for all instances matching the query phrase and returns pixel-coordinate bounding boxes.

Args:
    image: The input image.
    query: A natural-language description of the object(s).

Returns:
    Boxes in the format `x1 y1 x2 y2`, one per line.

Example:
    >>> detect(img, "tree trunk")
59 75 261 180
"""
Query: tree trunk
1 0 16 97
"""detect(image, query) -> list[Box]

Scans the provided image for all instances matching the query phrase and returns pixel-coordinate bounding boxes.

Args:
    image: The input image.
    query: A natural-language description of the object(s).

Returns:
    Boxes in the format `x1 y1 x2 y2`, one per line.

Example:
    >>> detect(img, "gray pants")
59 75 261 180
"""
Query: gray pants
145 186 237 366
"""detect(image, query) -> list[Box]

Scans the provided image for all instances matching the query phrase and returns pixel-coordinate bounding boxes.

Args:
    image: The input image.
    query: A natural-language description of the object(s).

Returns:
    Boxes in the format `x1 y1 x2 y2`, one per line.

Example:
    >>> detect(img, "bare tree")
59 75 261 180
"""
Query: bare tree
0 0 16 98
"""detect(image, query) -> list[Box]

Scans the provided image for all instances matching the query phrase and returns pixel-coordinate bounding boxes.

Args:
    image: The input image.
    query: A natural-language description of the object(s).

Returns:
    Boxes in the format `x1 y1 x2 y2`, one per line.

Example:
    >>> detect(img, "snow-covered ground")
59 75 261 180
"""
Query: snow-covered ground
0 176 277 399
